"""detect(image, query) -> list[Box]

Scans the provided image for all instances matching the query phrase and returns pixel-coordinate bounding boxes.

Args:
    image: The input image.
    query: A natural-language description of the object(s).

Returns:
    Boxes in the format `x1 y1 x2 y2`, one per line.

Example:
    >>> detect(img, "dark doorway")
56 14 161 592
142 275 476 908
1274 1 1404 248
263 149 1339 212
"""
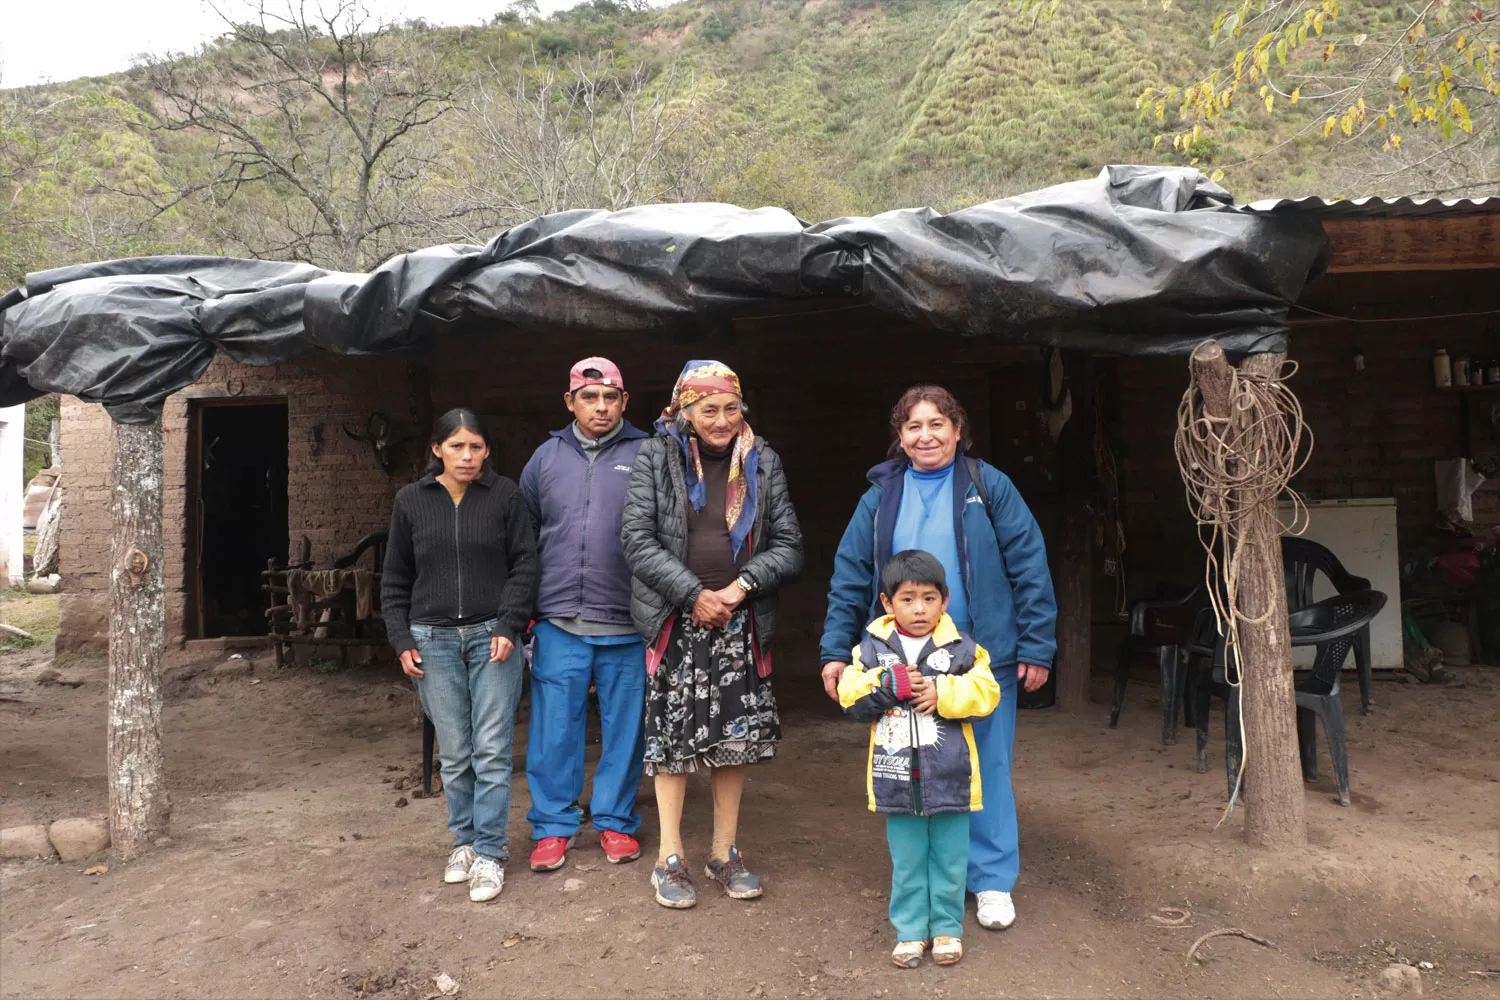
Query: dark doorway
190 401 289 638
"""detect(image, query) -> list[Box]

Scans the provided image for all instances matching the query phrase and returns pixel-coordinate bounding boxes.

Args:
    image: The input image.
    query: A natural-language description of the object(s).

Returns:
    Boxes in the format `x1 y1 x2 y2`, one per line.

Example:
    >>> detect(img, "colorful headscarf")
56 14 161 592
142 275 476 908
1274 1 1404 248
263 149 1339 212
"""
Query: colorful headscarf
655 360 759 559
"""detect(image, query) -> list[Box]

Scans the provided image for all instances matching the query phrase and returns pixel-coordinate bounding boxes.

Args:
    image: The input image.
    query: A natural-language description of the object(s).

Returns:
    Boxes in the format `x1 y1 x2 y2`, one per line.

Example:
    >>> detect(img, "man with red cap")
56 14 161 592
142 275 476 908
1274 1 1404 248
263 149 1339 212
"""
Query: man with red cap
520 357 650 871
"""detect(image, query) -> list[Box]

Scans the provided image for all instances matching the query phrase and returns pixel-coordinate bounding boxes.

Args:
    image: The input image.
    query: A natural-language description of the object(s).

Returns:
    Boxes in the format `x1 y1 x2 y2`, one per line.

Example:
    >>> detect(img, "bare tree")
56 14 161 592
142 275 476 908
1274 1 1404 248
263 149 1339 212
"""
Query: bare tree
137 1 465 270
456 52 716 234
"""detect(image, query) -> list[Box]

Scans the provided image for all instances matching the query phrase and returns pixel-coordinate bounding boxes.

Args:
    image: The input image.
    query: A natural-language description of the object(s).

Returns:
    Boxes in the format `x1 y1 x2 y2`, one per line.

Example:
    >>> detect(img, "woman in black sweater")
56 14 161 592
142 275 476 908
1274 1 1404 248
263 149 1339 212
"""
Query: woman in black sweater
382 409 538 903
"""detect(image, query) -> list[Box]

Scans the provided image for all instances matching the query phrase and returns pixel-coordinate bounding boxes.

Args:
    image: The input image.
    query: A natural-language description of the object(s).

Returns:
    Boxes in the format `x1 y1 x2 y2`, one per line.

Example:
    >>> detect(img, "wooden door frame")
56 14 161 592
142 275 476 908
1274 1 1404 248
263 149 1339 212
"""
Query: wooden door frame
184 396 288 640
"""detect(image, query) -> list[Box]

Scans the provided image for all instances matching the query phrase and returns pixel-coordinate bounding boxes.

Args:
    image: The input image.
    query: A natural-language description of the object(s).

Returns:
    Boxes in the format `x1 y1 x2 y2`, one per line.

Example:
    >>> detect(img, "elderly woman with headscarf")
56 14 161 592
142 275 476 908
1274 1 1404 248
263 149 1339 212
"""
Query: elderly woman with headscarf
621 360 804 910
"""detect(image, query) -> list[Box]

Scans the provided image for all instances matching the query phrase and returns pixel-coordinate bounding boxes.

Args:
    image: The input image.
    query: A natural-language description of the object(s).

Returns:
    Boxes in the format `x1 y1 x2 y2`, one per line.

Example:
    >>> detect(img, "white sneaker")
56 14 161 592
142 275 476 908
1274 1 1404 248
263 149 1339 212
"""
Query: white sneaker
976 890 1016 930
444 845 477 884
468 856 504 902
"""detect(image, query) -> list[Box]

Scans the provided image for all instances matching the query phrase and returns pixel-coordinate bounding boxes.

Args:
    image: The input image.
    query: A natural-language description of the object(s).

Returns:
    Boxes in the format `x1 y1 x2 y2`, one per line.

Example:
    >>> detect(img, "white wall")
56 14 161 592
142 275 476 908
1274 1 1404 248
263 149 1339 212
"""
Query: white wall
0 404 25 586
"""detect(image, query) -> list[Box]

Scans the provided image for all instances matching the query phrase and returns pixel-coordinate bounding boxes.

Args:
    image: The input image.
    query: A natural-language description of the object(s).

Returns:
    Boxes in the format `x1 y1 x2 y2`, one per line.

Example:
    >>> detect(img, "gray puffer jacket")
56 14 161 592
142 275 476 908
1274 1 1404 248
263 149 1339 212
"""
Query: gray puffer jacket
621 435 804 649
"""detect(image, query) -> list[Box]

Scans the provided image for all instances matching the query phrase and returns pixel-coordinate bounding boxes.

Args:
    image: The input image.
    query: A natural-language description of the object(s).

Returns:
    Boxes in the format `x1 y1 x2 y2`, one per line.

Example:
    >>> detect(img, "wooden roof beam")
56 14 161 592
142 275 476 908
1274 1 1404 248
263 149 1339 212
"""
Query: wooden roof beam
1322 213 1500 273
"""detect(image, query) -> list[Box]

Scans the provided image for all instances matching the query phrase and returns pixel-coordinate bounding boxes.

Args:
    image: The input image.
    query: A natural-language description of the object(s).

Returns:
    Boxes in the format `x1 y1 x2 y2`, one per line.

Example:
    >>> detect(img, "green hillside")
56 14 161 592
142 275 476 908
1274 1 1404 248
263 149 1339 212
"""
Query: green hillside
1 0 1491 283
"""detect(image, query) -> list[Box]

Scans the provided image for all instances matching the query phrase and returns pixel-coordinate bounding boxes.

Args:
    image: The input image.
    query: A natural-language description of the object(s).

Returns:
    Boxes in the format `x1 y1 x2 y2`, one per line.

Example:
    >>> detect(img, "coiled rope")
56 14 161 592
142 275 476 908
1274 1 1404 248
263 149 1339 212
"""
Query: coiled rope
1173 347 1313 824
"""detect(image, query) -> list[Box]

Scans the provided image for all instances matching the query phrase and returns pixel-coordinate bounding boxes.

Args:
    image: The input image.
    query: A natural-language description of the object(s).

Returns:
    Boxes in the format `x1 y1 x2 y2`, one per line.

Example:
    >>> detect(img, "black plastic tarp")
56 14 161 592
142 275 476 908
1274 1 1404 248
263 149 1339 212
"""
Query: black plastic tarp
0 165 1328 422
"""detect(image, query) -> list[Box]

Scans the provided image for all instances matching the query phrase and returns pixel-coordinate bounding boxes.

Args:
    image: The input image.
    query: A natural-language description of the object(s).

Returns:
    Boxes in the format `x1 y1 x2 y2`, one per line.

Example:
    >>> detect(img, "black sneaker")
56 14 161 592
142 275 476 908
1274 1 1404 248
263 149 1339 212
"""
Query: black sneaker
651 854 697 909
704 846 762 899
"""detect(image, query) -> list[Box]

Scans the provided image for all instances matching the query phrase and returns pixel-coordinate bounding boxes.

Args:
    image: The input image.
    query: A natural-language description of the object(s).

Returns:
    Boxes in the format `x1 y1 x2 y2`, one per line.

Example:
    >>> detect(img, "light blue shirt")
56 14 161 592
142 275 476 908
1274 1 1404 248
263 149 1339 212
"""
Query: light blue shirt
891 462 971 632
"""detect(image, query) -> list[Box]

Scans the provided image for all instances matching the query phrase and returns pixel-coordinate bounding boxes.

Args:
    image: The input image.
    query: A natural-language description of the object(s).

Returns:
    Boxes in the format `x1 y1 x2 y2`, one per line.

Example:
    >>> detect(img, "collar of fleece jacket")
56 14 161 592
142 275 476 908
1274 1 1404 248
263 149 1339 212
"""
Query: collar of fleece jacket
865 613 963 648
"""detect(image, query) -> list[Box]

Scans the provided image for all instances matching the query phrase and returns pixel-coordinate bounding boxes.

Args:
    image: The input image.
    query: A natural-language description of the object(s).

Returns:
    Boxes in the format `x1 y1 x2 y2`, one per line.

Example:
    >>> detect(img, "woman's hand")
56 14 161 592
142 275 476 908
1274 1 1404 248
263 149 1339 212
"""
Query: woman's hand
715 581 748 612
821 661 848 700
1018 663 1050 693
490 636 514 663
399 649 424 679
692 589 732 628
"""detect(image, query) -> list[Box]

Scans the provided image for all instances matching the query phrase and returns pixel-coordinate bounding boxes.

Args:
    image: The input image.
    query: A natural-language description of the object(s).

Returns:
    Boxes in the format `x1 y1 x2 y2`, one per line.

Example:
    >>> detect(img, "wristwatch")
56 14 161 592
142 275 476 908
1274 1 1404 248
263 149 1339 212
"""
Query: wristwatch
735 574 756 594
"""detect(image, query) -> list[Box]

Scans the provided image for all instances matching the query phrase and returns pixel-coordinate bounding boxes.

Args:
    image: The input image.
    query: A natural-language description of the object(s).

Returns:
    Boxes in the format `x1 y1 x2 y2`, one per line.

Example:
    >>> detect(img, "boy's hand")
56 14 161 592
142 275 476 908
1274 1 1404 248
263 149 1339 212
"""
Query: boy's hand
905 664 923 691
910 677 938 715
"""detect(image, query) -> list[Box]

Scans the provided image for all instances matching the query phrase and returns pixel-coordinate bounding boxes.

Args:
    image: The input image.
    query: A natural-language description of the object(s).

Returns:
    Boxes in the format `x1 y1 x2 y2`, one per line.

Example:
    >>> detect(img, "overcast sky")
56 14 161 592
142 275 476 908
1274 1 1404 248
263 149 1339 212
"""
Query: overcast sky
2 0 614 88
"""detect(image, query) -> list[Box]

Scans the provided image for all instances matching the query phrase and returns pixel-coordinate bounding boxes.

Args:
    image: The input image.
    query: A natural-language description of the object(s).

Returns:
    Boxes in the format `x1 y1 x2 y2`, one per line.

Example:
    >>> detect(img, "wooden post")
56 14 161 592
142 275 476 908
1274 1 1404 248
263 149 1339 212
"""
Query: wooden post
1233 351 1306 847
109 415 171 858
1188 343 1306 848
1054 352 1096 711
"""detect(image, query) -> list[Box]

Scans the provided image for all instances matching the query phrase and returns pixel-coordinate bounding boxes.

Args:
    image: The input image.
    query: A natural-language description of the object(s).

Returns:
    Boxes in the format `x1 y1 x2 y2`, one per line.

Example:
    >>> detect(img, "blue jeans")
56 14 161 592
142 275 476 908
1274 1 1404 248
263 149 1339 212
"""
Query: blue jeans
525 621 646 840
410 619 523 862
968 664 1019 892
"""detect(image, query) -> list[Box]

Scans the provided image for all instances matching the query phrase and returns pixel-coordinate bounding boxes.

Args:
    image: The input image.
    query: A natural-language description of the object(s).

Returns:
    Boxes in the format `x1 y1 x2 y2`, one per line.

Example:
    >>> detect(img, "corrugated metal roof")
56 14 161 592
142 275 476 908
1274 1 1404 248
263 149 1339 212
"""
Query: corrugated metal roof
1240 194 1499 217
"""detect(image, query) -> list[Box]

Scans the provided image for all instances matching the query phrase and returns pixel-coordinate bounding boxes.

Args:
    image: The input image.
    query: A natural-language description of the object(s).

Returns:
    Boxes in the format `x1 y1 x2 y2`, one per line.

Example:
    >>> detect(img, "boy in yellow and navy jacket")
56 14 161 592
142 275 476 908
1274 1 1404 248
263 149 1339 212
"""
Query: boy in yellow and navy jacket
839 550 1000 969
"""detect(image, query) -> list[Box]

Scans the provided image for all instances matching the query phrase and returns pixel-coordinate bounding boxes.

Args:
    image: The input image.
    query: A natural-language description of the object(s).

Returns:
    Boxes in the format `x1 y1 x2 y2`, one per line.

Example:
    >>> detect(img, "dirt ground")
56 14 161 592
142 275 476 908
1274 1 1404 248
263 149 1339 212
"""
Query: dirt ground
1 641 1497 1000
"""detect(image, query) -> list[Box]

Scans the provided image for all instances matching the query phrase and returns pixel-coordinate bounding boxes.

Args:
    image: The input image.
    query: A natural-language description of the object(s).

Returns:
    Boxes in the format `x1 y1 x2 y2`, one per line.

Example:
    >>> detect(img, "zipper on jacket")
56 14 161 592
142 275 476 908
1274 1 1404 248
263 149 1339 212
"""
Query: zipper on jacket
908 709 923 816
453 499 464 619
665 441 691 558
579 450 595 610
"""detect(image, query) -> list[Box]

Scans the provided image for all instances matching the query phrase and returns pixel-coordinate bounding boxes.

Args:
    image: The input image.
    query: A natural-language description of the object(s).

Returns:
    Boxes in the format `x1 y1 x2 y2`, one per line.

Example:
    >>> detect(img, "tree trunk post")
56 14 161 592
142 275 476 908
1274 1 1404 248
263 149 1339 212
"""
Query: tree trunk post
1187 343 1306 848
109 415 171 858
1232 351 1306 848
1054 351 1096 712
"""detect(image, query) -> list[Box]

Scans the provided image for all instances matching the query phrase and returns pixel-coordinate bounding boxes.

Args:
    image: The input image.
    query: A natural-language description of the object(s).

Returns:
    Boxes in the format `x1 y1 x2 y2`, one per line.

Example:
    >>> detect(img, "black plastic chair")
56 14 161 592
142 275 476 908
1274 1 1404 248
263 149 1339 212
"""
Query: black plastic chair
1282 537 1376 714
1288 589 1386 805
1191 588 1386 807
1185 606 1229 776
1110 586 1207 744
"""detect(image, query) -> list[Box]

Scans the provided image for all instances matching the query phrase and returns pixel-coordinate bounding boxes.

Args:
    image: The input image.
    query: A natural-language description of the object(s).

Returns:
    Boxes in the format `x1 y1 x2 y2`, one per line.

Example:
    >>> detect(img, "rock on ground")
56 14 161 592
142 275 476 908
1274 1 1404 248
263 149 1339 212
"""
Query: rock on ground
212 659 255 679
0 825 55 859
1375 963 1423 997
48 818 110 862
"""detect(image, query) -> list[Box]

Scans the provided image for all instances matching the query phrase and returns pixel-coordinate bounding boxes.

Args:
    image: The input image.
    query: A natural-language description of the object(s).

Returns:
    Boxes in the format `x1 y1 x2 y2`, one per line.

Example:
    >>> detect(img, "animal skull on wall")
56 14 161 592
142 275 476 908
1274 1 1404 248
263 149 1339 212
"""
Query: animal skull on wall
343 412 397 475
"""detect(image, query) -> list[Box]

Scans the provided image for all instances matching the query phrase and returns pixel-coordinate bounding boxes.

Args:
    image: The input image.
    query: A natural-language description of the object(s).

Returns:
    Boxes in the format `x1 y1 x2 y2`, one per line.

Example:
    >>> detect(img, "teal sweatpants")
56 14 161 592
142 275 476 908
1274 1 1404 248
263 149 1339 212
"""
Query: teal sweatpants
885 812 970 941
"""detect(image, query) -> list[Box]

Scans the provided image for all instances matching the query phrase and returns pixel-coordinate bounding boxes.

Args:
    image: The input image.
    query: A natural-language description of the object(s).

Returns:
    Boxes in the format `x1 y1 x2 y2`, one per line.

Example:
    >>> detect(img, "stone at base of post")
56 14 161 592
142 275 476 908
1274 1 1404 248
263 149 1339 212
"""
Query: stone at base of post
109 416 171 859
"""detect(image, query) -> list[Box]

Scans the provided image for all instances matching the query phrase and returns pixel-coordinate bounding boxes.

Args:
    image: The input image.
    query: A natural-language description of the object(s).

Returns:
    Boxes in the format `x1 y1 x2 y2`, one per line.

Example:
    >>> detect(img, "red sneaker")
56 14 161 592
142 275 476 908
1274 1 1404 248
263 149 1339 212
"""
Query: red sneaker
529 835 574 872
600 830 641 865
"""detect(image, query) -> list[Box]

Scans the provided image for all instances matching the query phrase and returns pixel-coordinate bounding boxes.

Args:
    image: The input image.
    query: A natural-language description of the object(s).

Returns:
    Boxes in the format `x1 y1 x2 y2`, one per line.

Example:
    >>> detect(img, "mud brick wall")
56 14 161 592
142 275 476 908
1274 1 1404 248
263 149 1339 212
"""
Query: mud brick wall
57 304 1494 661
59 354 412 653
424 312 1033 665
1115 318 1500 601
57 311 1038 660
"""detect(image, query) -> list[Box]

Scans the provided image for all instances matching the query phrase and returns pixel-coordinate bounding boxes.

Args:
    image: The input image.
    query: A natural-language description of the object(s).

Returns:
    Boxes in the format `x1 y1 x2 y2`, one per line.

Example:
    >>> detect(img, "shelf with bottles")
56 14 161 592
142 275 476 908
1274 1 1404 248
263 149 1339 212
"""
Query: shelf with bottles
1432 349 1500 391
1436 382 1500 393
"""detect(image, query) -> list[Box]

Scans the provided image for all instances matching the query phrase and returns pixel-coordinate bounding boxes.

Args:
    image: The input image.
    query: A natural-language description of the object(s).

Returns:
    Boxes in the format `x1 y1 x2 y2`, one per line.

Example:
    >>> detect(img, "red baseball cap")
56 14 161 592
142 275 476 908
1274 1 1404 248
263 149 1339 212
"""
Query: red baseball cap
569 357 625 393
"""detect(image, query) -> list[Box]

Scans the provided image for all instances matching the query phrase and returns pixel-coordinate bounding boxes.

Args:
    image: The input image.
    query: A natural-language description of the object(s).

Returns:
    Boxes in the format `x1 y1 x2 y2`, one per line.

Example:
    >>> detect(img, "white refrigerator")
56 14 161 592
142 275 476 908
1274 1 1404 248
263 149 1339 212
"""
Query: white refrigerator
1276 497 1402 670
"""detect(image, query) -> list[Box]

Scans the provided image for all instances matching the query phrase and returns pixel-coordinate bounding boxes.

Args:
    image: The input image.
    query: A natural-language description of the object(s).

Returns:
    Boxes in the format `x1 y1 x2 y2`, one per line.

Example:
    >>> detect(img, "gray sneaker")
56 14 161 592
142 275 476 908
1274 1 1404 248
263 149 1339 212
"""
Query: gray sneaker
705 846 762 899
651 854 697 909
468 856 504 903
444 845 477 884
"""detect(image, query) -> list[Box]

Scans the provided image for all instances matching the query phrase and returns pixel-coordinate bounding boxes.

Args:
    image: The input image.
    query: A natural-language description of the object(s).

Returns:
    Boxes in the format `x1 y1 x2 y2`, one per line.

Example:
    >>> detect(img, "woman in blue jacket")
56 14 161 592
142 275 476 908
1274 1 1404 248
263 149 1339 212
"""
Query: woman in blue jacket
819 385 1057 933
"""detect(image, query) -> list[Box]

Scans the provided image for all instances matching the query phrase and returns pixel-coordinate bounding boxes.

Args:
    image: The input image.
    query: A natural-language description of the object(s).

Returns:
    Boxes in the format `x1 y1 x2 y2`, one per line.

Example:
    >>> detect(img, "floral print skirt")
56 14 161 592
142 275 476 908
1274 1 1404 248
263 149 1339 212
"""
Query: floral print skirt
643 608 781 776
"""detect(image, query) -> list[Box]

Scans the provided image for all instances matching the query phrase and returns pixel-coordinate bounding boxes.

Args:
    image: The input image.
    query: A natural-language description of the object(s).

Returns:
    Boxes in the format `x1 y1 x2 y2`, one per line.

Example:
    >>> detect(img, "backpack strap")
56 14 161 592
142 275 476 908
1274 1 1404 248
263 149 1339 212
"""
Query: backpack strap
965 455 1014 587
965 456 989 508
